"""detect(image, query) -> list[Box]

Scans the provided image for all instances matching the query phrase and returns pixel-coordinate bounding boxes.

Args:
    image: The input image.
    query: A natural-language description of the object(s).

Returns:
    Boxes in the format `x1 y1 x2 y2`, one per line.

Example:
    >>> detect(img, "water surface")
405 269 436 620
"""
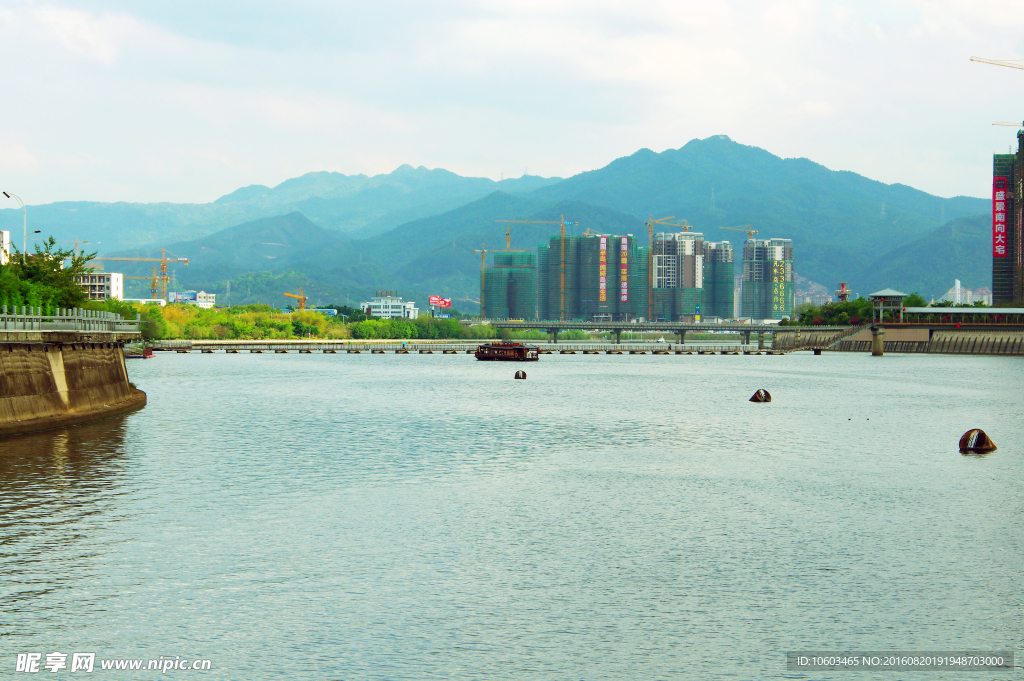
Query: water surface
2 353 1021 679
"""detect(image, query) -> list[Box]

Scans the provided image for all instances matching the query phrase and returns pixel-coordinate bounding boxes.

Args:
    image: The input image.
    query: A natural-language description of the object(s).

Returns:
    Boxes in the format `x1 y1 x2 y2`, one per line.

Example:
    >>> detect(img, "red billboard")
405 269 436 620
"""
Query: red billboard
429 295 452 308
994 177 1008 258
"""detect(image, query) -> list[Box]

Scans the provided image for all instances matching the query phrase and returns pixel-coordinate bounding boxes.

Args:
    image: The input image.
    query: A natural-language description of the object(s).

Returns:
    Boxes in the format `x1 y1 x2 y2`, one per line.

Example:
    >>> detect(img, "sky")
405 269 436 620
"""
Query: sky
1 0 1023 206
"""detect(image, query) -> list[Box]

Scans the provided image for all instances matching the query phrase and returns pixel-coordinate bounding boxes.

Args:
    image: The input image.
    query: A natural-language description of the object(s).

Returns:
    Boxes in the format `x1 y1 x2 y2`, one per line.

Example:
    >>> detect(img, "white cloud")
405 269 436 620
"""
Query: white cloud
2 0 1023 203
0 143 42 174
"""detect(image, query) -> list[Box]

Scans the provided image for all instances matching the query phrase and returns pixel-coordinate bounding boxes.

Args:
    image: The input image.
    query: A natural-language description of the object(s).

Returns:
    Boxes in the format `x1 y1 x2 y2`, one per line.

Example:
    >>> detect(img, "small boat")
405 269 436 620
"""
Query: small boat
125 348 155 360
474 341 539 361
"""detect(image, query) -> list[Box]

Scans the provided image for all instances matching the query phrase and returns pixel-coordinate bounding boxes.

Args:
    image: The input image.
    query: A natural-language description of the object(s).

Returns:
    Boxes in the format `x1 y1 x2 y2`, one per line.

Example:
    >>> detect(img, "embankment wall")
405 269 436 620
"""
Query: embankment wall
0 341 146 437
834 331 1024 355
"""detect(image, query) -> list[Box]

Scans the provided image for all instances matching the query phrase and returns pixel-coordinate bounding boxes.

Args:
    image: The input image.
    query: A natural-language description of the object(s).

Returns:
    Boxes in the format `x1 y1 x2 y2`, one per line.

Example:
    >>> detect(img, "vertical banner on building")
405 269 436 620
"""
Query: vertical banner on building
772 261 785 313
599 237 607 302
993 177 1008 258
620 237 629 302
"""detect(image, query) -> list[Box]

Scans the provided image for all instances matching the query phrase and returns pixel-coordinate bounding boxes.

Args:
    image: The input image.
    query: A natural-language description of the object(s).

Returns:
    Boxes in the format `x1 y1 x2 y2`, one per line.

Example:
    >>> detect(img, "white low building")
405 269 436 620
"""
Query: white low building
169 290 216 309
122 298 167 306
74 272 124 301
360 291 419 319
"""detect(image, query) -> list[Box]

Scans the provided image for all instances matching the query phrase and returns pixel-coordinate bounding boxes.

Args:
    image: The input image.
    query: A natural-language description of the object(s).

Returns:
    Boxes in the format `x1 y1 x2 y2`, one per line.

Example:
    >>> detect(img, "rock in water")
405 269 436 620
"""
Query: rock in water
749 389 771 403
959 429 996 453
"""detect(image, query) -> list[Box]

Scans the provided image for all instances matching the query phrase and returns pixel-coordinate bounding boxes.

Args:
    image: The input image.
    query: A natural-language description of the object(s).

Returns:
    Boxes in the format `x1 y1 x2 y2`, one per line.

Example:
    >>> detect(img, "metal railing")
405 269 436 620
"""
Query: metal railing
0 306 143 334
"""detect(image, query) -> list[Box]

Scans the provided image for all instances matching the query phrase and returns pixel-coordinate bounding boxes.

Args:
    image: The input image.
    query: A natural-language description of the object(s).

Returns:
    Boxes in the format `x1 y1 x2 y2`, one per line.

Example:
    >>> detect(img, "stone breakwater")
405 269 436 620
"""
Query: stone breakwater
0 338 145 438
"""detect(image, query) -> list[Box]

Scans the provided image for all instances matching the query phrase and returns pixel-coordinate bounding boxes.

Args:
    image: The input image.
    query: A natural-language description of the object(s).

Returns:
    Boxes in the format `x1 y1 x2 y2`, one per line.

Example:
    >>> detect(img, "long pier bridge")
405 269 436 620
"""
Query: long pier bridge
487 320 845 345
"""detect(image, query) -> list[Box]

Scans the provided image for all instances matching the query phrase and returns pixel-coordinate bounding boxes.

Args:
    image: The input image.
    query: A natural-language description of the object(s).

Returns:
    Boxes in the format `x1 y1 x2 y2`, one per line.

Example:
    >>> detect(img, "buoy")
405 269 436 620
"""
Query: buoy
959 429 996 453
514 370 527 380
749 389 771 403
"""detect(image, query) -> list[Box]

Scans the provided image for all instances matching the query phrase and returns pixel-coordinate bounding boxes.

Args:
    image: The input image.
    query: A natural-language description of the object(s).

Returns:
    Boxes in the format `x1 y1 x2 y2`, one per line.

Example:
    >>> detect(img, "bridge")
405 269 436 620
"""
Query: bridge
487 320 849 345
150 339 781 355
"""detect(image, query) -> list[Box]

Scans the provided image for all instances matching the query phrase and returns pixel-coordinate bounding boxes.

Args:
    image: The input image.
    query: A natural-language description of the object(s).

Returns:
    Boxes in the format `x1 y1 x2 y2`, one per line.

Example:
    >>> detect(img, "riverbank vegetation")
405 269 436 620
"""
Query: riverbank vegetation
82 299 594 341
0 239 92 311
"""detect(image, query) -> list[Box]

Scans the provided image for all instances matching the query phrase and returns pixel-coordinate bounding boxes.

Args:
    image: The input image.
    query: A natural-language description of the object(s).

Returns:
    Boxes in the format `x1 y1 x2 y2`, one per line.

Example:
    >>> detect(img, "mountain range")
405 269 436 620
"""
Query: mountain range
1 136 990 309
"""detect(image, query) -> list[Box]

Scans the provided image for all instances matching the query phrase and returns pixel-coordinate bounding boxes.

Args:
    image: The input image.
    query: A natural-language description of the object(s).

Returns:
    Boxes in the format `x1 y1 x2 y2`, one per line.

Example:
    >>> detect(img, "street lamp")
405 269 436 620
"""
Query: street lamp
2 191 27 263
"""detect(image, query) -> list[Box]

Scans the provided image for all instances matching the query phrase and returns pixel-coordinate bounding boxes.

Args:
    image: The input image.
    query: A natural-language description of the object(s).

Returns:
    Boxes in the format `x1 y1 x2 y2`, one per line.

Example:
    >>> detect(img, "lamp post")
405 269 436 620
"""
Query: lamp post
2 191 27 263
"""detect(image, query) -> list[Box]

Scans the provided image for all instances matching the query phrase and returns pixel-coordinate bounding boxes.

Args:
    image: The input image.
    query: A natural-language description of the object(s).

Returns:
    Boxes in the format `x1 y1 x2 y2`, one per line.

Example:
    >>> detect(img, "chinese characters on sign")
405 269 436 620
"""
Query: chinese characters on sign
599 237 607 302
993 177 1008 258
428 295 452 308
772 261 786 312
619 237 629 302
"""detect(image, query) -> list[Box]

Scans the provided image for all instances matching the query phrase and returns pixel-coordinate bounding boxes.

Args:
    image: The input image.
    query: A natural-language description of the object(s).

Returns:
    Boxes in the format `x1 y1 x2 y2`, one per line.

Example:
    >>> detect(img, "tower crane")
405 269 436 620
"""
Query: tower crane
88 248 188 301
993 121 1024 128
52 238 96 257
970 57 1024 71
719 225 759 240
283 287 308 311
644 216 696 320
122 267 162 299
495 215 577 320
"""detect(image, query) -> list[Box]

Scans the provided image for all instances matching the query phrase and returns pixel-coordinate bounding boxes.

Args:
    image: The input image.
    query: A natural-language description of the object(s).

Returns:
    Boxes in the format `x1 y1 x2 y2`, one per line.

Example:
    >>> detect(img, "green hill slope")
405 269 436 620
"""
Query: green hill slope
527 136 987 289
0 166 561 253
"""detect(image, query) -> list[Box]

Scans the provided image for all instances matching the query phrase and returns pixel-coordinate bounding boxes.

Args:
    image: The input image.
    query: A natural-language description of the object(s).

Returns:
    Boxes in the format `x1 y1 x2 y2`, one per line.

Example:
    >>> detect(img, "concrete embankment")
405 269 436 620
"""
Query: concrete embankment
775 327 1024 355
0 338 145 438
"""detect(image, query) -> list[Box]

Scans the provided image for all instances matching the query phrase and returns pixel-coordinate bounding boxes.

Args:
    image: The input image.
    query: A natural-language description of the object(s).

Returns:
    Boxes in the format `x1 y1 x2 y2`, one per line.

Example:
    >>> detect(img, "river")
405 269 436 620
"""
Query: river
2 352 1021 679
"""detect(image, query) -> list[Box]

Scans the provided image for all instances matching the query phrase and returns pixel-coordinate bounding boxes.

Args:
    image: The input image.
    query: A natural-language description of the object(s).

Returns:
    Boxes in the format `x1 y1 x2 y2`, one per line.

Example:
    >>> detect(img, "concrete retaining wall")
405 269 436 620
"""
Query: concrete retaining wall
834 331 1024 356
0 341 146 437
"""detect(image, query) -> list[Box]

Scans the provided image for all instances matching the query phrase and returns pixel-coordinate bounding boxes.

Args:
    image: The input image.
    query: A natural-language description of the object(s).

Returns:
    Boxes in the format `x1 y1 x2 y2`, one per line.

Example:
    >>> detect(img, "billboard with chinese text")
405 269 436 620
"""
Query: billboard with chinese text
993 177 1008 258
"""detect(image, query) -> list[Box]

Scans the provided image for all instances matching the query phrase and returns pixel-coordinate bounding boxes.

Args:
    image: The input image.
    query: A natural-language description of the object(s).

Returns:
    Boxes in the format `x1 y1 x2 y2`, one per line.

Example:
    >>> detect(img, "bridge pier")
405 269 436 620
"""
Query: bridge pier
614 329 622 345
757 332 765 351
678 330 686 344
871 326 885 356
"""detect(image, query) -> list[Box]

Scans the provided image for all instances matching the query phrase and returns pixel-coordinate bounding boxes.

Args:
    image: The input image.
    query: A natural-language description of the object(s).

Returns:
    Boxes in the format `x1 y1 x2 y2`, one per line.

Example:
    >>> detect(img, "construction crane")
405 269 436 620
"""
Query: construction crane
123 267 162 299
283 286 308 311
719 224 759 240
52 238 97 257
970 57 1024 71
993 121 1024 127
495 216 577 320
472 244 488 316
644 216 696 320
89 248 188 301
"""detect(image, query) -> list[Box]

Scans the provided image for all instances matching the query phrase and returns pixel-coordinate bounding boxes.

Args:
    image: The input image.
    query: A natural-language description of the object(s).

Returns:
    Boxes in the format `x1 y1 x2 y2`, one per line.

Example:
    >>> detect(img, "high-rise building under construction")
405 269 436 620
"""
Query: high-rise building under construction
536 234 648 320
741 238 794 319
651 232 703 321
702 241 735 319
993 128 1023 304
482 251 536 319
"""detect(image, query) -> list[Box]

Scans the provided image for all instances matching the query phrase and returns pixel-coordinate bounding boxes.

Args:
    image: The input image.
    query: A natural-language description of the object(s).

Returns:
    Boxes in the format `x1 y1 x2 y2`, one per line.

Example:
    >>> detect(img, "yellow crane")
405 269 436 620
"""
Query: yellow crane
89 248 188 301
122 267 163 299
719 224 759 240
283 286 308 311
993 121 1024 127
644 216 696 320
495 216 577 320
970 57 1024 71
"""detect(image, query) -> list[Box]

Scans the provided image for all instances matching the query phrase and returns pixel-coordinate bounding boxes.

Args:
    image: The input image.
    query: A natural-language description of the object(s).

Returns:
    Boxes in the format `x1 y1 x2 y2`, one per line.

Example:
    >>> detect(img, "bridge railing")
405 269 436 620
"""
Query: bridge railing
0 306 142 334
